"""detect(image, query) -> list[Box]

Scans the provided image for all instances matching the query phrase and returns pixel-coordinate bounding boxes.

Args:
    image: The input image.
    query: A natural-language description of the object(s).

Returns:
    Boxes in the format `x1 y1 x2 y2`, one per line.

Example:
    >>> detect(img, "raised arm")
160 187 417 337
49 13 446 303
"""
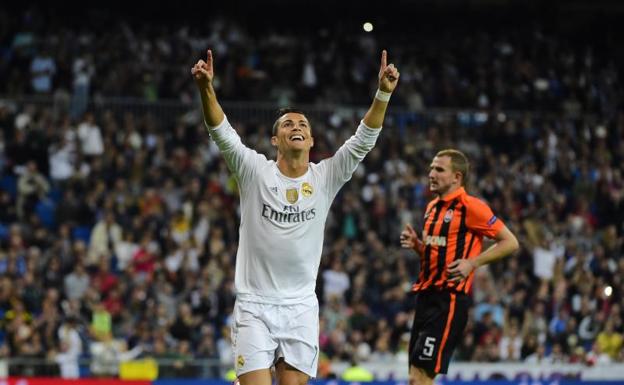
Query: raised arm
191 49 225 127
191 49 265 186
362 50 400 129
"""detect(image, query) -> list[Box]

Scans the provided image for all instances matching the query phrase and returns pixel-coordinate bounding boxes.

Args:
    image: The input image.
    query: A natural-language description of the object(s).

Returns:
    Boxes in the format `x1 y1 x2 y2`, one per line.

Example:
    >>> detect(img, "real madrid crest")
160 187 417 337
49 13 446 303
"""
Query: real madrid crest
302 182 313 197
286 188 299 204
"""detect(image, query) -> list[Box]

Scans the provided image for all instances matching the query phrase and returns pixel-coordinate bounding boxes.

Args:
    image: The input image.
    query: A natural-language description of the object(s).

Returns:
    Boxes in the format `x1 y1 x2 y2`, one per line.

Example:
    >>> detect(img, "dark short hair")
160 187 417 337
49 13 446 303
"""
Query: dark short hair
272 107 307 136
435 148 470 186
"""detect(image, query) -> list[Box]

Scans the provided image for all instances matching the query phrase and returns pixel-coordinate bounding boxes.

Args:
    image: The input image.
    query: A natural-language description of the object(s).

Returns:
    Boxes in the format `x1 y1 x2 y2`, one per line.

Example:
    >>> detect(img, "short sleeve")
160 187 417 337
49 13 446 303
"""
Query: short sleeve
465 197 505 239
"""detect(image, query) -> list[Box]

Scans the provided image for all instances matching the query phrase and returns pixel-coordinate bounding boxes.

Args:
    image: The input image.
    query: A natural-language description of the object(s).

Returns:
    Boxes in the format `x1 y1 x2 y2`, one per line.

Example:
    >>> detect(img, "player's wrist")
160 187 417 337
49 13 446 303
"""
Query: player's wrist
200 87 212 100
375 89 392 102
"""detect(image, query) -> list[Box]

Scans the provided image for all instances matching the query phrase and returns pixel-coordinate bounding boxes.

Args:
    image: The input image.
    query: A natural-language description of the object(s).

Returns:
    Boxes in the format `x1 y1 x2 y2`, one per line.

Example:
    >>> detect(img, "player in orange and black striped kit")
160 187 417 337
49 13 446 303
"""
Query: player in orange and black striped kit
400 149 519 385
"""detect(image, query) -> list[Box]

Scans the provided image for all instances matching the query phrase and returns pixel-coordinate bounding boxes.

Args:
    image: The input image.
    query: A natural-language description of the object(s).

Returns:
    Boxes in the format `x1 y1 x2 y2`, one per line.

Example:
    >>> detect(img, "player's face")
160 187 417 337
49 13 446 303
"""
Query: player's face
271 113 314 154
429 155 461 196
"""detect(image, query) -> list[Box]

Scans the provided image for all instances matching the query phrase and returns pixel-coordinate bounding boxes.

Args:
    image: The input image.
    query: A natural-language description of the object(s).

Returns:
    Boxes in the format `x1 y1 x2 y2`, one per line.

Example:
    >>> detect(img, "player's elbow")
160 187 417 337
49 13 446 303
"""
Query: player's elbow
507 233 520 255
498 226 519 257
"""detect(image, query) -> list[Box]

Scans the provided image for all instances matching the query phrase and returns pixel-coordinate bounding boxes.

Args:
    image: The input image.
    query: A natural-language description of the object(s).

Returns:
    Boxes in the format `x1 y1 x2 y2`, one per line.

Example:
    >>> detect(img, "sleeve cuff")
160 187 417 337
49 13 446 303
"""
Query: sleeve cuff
359 120 382 131
204 115 228 130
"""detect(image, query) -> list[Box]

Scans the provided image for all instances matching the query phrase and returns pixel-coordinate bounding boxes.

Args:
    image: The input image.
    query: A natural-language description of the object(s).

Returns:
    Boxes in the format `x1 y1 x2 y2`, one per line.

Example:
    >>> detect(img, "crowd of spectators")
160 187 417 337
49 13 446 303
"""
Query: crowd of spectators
0 4 623 380
1 5 622 115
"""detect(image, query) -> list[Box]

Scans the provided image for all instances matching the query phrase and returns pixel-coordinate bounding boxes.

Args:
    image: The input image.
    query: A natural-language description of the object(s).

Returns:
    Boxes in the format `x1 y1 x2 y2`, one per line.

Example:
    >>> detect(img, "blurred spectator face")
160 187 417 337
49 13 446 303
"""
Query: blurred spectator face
428 155 461 196
10 233 24 250
271 112 314 155
178 340 190 354
0 277 11 298
154 339 166 354
98 258 109 273
104 211 115 224
26 161 37 173
604 319 614 333
45 287 59 302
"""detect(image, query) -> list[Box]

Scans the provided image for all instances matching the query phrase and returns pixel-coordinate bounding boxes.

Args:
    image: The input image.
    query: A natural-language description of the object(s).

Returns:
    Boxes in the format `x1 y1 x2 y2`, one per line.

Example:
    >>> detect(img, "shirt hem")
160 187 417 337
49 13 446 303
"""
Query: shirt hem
236 292 318 305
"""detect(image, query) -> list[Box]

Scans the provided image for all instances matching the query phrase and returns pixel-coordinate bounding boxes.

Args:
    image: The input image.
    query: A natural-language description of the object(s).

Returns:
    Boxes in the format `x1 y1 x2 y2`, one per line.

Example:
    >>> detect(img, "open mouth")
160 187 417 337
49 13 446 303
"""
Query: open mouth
289 134 304 142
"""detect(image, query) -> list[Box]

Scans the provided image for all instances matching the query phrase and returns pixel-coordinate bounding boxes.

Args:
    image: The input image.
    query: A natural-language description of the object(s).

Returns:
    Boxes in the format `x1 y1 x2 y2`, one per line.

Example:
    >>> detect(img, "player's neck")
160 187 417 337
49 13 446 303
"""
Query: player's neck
437 185 462 200
276 154 309 178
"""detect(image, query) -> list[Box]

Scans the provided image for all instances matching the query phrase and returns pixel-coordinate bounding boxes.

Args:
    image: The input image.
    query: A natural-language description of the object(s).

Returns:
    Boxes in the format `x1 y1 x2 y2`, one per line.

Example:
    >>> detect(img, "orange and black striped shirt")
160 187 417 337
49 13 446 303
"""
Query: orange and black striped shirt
412 187 504 294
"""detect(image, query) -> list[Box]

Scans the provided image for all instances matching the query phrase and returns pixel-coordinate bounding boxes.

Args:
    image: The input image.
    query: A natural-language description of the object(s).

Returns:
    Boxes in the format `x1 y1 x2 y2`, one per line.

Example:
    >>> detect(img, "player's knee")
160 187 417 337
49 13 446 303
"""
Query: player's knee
409 366 435 385
409 375 434 385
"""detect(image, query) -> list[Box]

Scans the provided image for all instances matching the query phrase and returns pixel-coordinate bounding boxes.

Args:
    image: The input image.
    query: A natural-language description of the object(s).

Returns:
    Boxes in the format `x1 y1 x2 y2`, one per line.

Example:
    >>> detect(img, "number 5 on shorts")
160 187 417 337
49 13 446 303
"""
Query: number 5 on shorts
423 336 436 357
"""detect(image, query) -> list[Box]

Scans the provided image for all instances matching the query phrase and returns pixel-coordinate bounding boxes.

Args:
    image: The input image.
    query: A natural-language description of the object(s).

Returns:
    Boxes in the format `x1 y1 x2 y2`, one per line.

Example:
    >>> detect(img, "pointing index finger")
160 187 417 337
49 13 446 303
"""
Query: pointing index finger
207 49 213 69
381 50 387 68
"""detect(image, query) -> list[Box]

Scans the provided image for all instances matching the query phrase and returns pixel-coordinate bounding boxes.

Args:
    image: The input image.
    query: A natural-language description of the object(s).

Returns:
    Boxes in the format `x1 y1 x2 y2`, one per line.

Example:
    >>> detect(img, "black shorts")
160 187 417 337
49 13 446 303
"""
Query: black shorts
409 289 470 375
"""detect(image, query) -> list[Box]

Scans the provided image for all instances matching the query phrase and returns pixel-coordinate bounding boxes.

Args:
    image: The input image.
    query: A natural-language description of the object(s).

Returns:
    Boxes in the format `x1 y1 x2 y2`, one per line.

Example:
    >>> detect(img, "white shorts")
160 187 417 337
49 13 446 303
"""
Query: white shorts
231 298 319 378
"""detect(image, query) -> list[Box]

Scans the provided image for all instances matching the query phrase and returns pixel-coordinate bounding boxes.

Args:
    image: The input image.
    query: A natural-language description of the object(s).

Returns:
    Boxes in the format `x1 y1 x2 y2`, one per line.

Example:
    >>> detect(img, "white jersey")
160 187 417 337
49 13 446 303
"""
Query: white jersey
207 116 380 304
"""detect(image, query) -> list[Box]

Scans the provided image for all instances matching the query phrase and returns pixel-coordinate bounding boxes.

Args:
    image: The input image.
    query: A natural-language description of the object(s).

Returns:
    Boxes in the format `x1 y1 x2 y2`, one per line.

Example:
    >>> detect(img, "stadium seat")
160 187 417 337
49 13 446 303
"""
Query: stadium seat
35 199 56 229
0 175 17 199
72 225 92 244
47 186 63 204
0 223 9 241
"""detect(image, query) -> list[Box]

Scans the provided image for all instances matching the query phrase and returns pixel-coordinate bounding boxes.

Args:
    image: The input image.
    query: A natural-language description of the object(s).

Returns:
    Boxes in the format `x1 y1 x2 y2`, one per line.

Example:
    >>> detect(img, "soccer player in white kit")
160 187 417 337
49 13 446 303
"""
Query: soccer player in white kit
191 49 399 385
